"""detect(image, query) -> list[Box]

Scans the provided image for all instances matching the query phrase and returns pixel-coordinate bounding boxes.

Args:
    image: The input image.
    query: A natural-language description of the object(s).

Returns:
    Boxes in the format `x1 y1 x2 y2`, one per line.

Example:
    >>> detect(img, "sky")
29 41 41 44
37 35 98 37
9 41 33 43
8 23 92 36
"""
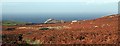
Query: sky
1 0 120 22
1 0 119 14
1 0 120 2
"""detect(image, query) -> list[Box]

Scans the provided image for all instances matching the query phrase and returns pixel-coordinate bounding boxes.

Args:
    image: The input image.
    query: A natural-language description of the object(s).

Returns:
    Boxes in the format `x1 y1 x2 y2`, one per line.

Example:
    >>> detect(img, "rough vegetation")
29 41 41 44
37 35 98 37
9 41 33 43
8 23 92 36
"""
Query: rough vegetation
1 14 120 45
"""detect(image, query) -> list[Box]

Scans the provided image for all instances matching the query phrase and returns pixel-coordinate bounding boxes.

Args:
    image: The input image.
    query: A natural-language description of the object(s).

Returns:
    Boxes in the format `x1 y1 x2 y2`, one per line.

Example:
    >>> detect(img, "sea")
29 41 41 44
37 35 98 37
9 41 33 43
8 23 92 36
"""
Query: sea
2 13 111 23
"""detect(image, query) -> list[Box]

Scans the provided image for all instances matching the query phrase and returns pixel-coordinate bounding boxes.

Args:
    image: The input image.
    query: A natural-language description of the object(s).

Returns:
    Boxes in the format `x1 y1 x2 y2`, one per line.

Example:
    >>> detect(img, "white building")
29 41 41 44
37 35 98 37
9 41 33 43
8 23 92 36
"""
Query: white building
72 20 78 22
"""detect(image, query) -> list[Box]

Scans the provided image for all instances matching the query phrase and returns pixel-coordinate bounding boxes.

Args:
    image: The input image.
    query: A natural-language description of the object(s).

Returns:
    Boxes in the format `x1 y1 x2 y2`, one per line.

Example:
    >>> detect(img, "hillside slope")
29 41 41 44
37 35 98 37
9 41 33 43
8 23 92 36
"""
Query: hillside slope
2 14 120 44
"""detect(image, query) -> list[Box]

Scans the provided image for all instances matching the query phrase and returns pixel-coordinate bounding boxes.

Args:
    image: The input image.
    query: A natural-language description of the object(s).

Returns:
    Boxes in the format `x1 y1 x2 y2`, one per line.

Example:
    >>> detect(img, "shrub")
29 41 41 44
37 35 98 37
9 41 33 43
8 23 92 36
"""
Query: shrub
2 34 23 44
76 36 85 40
39 28 49 30
6 28 15 31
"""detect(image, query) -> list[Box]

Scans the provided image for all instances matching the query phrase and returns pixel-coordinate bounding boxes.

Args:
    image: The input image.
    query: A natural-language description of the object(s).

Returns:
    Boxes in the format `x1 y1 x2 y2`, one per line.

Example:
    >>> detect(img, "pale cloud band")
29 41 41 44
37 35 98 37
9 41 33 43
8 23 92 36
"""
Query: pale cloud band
1 0 120 3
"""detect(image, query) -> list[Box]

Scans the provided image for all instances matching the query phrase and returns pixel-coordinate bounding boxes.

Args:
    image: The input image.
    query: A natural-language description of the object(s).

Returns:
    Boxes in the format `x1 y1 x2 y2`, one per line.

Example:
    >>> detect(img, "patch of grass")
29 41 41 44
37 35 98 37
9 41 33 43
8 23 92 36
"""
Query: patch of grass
2 20 26 26
24 39 43 45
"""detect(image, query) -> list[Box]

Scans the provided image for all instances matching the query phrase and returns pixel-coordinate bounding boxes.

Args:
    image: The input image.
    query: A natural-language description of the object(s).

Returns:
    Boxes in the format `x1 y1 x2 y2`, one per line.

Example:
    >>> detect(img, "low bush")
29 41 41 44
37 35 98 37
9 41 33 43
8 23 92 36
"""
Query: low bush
39 28 49 30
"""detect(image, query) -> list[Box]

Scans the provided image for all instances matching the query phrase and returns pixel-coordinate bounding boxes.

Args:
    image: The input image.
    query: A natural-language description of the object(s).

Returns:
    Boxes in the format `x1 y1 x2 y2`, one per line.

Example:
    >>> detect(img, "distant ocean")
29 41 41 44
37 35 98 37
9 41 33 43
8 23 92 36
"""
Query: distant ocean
2 13 110 23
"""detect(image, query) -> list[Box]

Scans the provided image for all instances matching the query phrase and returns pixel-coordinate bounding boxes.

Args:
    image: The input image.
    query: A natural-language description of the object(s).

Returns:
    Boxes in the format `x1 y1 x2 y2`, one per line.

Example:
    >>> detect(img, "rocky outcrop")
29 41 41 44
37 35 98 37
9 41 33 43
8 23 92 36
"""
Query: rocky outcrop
44 19 65 24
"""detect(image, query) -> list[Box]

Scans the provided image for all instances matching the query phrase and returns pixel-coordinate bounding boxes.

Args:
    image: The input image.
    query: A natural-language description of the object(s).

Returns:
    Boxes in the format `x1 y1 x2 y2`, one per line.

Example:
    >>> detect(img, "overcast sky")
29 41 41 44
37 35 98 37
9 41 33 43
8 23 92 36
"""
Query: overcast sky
1 0 120 15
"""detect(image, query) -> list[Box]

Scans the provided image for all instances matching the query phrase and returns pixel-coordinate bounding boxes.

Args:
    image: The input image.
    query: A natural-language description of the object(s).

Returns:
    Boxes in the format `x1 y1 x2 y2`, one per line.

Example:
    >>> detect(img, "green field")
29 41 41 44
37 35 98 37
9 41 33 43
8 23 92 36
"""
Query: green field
2 20 27 26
